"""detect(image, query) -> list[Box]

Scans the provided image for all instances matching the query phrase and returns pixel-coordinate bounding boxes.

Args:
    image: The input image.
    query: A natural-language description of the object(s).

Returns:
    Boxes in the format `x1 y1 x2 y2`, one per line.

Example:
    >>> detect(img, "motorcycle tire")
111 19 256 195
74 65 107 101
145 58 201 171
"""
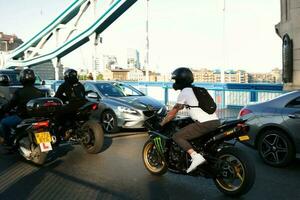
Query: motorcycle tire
142 139 167 176
213 147 255 197
81 120 104 154
31 145 48 166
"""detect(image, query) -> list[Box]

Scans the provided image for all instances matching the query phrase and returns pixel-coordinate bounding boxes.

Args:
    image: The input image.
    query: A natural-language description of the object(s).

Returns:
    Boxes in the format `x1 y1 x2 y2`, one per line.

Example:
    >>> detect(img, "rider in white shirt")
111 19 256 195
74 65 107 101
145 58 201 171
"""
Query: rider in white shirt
160 67 220 173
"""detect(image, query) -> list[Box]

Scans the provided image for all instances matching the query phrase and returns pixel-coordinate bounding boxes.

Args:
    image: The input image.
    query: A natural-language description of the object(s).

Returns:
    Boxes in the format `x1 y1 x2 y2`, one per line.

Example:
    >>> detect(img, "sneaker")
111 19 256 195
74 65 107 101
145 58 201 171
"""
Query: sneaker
186 153 206 173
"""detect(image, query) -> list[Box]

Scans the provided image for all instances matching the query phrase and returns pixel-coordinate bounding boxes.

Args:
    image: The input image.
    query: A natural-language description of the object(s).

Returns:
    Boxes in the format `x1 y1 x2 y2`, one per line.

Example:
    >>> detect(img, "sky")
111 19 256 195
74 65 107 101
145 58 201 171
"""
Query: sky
0 0 282 74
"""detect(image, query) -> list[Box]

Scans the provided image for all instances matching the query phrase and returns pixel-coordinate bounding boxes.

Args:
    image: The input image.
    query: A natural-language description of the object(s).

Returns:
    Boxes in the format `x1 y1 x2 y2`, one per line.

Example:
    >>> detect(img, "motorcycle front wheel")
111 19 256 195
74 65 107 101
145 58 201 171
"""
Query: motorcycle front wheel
213 147 255 197
80 120 104 154
142 139 167 176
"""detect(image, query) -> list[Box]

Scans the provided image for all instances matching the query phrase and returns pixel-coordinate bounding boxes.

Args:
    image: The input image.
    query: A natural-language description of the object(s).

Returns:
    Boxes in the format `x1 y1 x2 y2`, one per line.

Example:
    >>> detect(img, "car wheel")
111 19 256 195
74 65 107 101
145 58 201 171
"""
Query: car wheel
257 129 295 167
101 110 120 133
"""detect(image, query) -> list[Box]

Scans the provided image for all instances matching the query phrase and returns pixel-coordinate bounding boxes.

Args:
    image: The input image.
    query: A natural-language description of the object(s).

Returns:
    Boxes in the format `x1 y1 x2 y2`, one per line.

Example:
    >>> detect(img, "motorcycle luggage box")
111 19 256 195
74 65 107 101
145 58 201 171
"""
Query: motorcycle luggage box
26 97 63 117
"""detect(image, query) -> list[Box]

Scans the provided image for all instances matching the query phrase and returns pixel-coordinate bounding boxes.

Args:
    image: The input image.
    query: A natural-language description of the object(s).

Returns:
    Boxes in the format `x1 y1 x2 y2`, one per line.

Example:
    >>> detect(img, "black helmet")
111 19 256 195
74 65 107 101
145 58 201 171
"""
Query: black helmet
0 75 10 86
171 67 194 90
19 68 36 86
64 69 78 84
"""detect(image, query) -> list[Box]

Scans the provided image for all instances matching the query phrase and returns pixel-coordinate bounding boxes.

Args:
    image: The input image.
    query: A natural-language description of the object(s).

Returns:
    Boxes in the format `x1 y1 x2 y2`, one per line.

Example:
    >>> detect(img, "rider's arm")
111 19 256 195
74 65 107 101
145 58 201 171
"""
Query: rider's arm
160 103 184 126
55 83 67 103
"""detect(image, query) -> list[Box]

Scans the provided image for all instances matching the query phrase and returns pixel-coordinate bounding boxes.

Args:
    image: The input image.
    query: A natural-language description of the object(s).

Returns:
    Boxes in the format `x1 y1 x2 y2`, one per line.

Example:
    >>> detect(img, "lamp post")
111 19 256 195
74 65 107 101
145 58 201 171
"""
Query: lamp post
145 0 150 81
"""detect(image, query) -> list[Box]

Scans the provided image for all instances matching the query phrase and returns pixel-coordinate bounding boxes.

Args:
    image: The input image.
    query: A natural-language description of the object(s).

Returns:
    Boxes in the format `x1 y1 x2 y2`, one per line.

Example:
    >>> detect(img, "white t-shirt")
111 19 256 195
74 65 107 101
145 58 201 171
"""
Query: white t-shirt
176 88 219 123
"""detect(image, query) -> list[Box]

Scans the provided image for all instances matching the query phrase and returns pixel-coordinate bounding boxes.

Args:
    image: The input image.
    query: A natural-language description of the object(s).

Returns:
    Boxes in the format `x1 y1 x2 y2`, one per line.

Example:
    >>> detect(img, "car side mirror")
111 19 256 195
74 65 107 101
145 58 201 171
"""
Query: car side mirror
42 80 46 85
0 75 10 86
86 91 100 100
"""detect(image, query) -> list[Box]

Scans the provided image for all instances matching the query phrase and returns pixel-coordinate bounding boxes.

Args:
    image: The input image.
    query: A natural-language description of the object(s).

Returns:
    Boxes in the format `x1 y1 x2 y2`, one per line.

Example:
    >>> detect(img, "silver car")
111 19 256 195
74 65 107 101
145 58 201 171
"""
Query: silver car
239 90 300 167
83 81 165 133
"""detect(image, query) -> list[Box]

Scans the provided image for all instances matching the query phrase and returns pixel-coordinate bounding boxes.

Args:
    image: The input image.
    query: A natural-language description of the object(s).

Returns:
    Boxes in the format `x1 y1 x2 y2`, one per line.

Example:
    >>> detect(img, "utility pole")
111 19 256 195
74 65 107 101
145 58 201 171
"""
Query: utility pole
145 0 150 81
221 0 226 83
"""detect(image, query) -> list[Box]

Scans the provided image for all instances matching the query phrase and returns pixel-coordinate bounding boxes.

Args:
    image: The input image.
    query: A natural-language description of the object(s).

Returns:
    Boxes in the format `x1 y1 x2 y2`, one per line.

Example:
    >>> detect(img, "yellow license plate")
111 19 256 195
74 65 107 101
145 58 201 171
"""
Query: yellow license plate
238 135 250 141
35 132 52 144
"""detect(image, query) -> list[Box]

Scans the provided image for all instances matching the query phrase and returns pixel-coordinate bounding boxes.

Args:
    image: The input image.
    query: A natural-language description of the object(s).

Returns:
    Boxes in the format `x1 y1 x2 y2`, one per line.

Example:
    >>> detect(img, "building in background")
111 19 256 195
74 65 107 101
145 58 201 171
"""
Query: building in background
103 55 118 70
30 61 56 80
111 68 130 81
191 68 247 83
127 48 140 69
0 32 23 52
248 68 282 83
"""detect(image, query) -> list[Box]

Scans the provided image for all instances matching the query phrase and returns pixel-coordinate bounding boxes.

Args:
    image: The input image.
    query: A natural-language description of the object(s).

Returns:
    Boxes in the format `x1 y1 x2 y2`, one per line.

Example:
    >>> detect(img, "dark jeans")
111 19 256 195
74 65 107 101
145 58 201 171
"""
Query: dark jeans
0 115 22 143
172 120 221 151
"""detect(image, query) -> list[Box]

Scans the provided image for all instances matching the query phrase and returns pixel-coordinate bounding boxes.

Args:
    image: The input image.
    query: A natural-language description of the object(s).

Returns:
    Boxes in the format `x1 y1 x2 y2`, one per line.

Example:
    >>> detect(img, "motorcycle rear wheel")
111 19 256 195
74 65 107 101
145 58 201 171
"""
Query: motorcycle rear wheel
142 140 167 176
213 147 255 197
80 120 104 154
30 145 48 166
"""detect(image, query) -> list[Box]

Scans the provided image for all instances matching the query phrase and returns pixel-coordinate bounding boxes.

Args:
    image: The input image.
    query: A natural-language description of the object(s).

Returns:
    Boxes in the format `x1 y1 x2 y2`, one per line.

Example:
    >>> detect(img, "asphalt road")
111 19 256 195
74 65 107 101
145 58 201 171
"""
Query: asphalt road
0 132 300 200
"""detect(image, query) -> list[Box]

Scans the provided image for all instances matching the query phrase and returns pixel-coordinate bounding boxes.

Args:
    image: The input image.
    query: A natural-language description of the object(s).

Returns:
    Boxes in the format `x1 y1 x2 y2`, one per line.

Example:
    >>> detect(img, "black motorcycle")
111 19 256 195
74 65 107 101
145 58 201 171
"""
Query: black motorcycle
142 108 255 197
0 97 61 165
49 97 104 154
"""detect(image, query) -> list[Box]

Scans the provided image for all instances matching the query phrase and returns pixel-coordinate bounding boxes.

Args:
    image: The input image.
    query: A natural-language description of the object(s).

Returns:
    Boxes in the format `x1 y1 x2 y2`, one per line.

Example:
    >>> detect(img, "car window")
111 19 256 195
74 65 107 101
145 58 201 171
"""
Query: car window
1 72 21 85
84 83 94 92
95 83 143 97
286 97 300 108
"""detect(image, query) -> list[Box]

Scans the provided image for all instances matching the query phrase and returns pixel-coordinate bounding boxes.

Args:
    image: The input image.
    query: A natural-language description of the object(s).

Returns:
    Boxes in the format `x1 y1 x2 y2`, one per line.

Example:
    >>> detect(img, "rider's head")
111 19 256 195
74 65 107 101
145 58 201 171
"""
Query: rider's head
64 68 79 84
19 68 36 86
171 67 194 90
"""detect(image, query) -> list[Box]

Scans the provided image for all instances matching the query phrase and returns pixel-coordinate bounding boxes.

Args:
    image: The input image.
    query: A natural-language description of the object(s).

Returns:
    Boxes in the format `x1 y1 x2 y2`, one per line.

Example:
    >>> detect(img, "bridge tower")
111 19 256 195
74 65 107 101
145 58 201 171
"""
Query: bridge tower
276 0 300 90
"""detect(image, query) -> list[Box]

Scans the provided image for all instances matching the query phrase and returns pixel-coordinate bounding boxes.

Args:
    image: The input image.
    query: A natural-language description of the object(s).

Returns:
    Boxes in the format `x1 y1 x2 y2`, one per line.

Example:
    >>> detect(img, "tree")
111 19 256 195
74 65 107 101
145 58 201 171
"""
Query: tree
96 74 104 80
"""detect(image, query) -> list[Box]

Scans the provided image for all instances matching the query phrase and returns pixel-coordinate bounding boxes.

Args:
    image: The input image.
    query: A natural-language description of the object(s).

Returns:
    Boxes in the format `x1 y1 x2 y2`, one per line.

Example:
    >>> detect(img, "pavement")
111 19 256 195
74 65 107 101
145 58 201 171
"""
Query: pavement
0 132 300 200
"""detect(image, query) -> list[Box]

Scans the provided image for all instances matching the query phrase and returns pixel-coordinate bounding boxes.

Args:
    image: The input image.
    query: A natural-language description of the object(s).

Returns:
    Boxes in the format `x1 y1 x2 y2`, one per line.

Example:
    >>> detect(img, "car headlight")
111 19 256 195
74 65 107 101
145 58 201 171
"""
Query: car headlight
118 106 138 114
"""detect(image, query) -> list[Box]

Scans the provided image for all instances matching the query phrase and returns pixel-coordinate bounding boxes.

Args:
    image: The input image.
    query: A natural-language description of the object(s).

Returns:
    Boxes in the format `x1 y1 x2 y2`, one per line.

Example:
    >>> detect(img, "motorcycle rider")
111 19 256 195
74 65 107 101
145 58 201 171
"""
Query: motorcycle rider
160 67 220 173
55 68 85 105
0 68 44 145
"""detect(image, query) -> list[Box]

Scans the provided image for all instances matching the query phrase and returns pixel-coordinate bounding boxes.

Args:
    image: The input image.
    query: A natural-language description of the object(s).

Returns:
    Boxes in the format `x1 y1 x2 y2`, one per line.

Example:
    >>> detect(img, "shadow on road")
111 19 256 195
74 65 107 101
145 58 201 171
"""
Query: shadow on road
0 159 132 200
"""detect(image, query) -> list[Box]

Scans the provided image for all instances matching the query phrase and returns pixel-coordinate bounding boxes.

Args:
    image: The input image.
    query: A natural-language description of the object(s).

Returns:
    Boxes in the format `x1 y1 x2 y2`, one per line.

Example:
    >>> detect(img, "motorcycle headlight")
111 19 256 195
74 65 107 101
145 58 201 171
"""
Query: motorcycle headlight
118 106 138 114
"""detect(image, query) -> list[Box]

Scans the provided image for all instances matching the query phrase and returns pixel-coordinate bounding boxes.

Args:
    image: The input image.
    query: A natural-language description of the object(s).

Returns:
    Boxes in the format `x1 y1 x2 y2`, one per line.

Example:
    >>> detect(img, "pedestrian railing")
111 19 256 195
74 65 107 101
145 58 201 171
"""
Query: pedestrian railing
46 80 286 120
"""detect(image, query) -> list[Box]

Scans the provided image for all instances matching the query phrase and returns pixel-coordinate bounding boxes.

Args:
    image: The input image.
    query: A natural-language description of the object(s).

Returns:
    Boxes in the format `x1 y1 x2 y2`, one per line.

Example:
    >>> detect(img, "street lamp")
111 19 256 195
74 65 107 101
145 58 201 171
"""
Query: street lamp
145 0 150 81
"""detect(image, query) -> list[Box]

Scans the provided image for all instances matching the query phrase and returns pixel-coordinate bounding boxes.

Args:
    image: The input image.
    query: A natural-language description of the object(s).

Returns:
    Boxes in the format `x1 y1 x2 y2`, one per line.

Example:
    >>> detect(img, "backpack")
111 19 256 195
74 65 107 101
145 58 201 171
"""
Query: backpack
189 86 217 114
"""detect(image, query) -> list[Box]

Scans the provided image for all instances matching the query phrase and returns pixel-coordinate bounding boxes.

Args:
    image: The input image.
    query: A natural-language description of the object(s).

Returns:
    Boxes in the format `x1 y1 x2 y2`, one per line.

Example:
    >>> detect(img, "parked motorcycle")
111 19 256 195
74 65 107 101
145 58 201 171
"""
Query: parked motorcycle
142 108 255 197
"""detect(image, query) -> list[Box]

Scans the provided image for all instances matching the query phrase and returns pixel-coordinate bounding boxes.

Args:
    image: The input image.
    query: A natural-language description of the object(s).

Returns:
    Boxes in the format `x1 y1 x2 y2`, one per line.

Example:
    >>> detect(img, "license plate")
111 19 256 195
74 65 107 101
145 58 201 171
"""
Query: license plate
35 132 52 144
238 135 250 141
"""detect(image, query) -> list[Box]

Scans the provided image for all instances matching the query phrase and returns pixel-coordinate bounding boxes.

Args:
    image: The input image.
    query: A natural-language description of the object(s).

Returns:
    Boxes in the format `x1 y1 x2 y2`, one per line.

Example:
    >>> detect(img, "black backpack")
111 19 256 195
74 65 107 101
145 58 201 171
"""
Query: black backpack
188 86 217 114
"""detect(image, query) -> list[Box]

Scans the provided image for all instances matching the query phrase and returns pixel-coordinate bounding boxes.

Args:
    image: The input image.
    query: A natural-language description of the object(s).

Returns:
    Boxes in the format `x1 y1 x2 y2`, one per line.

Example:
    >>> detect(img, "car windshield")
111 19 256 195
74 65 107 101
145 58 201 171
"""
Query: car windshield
95 82 144 97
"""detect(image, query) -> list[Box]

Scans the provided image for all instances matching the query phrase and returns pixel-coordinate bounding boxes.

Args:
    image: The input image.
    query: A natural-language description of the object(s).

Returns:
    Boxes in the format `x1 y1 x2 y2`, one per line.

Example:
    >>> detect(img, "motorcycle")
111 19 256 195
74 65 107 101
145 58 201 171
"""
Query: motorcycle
49 96 104 154
1 94 104 165
0 97 61 165
142 108 255 197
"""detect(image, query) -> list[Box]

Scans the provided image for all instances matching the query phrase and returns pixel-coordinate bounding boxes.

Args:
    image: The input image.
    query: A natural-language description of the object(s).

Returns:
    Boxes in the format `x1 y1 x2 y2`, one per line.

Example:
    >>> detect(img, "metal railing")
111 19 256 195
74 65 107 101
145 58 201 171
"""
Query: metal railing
124 82 286 120
45 80 286 120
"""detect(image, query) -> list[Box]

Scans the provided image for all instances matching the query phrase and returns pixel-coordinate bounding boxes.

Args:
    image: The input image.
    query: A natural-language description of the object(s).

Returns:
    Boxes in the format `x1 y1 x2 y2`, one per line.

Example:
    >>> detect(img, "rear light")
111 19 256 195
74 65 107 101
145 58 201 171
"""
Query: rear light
43 102 61 107
92 104 98 110
33 121 49 129
239 108 252 117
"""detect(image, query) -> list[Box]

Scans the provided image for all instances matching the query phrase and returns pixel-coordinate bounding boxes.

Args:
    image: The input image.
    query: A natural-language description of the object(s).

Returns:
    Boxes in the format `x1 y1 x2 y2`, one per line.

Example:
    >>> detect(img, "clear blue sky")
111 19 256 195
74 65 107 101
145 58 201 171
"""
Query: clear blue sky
0 0 281 73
